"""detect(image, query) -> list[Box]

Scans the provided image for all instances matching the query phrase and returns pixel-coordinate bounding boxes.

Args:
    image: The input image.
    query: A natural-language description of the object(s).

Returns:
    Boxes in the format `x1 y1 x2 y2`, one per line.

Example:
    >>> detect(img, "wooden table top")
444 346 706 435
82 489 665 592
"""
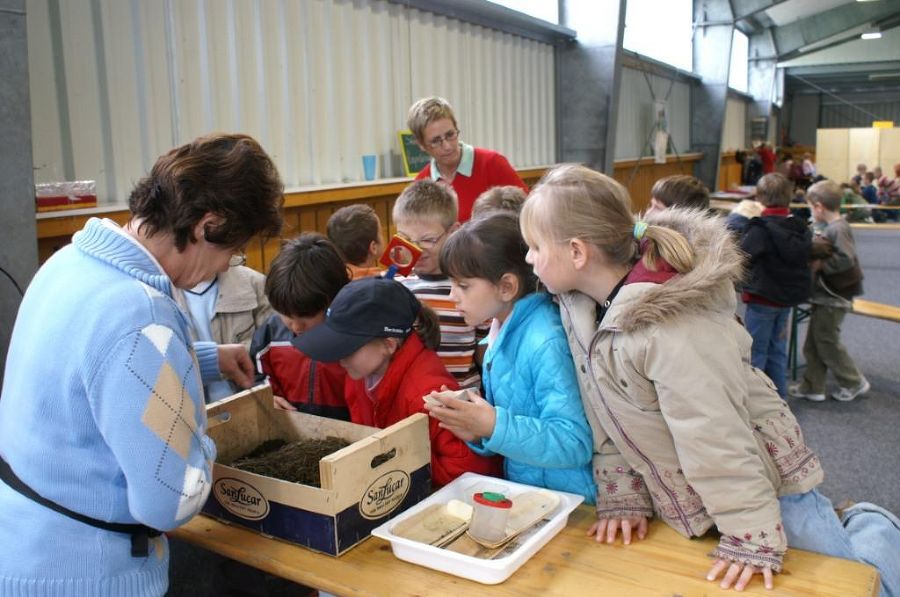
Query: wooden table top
170 505 879 596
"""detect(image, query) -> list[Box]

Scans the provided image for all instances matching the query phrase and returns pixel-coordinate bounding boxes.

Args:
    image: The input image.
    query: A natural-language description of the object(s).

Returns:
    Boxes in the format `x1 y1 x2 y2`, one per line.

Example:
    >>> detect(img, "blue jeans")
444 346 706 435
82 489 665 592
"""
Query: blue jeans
780 489 900 597
744 303 790 397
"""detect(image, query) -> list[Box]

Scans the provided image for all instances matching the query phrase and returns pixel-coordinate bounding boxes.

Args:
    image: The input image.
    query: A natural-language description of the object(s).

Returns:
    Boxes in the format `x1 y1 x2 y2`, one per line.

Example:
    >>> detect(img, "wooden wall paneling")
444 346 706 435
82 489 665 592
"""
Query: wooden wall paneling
717 152 743 191
816 129 850 183
879 129 900 170
848 128 881 181
38 165 699 272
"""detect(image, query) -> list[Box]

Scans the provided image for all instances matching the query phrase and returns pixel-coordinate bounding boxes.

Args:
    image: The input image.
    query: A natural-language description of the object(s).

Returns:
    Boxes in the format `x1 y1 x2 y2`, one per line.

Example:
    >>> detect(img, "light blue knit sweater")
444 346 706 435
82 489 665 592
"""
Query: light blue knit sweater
0 218 217 596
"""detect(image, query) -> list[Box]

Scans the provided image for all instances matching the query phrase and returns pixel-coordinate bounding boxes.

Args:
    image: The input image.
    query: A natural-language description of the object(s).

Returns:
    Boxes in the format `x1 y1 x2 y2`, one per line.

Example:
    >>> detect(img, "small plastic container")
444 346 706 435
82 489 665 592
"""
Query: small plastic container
469 492 513 543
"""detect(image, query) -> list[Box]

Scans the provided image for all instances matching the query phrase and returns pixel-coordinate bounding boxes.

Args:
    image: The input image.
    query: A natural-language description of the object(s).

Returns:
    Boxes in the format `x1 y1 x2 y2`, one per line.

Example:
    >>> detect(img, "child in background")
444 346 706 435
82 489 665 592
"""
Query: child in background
520 164 900 595
249 233 350 419
424 212 595 503
470 185 527 218
739 173 812 399
176 261 272 402
294 278 501 487
644 174 710 215
393 180 487 390
724 198 763 235
327 204 385 279
790 180 869 403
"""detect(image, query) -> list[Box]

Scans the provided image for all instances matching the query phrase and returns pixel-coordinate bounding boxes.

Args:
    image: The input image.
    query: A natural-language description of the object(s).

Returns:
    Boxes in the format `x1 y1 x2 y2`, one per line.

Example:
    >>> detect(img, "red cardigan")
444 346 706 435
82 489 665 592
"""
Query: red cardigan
343 333 501 487
416 147 528 222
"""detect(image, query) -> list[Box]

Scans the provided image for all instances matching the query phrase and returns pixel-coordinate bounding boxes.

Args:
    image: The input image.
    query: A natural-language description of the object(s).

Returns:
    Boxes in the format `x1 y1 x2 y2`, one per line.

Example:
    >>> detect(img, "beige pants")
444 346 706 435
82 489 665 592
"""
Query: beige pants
800 304 863 393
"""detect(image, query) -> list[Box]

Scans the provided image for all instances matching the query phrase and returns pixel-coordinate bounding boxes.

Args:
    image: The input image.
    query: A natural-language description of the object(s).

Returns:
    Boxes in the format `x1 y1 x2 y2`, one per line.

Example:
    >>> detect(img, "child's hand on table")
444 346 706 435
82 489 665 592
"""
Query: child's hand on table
707 559 774 591
588 516 648 545
424 386 496 442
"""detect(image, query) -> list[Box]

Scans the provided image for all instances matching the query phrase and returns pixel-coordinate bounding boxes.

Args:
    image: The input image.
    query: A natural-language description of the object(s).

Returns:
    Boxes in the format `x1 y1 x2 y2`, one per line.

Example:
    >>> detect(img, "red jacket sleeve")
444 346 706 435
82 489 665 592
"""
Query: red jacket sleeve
411 370 502 487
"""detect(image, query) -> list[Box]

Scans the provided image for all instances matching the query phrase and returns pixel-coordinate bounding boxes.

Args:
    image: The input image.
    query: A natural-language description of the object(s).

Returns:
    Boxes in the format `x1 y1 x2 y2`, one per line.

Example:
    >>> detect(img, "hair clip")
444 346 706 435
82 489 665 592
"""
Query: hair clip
633 221 648 240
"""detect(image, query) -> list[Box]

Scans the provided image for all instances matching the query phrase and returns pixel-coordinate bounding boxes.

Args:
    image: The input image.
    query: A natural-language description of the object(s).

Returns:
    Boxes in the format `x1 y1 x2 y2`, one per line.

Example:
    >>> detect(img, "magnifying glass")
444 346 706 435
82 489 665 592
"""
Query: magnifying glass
379 234 423 278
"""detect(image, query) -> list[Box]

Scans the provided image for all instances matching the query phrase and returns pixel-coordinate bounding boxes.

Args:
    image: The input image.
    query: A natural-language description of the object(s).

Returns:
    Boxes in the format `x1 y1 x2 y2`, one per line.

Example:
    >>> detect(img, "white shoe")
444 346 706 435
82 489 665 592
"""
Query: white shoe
789 384 826 402
832 378 871 402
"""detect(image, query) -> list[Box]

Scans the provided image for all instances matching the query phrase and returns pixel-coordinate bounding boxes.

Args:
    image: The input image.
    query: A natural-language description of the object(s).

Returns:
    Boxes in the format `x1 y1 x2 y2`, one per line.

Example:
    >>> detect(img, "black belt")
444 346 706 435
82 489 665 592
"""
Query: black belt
0 455 161 557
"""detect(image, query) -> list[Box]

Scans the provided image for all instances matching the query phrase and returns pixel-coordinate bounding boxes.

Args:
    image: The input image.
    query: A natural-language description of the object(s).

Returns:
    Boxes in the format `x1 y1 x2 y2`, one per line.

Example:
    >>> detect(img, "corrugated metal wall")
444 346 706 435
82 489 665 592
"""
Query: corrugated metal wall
614 66 691 160
722 96 747 151
819 92 900 129
27 0 556 203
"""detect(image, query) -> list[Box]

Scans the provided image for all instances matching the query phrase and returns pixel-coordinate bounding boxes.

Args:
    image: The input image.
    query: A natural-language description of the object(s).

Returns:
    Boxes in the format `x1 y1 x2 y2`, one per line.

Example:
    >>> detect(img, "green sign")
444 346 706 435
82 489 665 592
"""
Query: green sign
398 130 431 177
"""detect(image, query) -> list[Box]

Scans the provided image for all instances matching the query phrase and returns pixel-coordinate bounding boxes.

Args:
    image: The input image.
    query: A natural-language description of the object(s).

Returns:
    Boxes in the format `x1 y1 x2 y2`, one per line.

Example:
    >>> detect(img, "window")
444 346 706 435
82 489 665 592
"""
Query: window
487 0 558 24
623 0 692 71
729 30 749 93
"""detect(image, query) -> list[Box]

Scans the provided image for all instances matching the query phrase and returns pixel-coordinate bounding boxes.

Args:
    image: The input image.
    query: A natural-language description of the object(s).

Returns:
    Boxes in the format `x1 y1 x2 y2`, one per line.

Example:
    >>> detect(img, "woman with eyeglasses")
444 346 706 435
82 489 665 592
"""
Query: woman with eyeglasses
408 96 529 222
0 133 283 595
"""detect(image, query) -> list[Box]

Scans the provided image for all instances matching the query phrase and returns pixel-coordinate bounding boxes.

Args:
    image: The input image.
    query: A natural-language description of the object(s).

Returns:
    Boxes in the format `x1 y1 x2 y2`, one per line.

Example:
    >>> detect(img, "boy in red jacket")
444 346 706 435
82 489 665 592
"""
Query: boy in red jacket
250 233 351 419
294 277 501 487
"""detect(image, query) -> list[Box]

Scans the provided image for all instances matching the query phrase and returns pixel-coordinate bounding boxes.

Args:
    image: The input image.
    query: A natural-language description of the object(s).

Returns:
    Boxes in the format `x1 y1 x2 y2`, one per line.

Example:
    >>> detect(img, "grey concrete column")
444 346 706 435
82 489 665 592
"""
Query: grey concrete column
0 0 37 384
557 0 626 174
748 29 777 143
691 0 733 190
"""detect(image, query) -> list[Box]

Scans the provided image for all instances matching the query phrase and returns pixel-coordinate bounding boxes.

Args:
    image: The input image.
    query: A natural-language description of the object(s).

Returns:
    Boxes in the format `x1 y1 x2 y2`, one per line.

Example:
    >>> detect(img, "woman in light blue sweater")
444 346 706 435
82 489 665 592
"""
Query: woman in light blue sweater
0 133 283 596
425 211 596 503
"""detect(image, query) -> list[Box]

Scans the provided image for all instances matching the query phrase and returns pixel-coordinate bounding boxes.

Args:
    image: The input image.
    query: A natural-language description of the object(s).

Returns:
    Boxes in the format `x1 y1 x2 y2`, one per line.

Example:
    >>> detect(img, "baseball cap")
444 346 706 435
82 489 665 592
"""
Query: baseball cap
291 277 421 362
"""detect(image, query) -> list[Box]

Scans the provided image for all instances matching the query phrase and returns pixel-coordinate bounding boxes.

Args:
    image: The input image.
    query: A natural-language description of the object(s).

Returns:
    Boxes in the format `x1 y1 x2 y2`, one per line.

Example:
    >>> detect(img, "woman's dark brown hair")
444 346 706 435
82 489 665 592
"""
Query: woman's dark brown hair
128 133 284 250
439 211 537 299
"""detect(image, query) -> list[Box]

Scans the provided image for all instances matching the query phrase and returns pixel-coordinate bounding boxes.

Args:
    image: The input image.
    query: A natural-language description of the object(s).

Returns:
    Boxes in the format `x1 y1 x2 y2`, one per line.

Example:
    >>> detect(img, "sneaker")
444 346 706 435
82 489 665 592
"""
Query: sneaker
832 378 871 402
788 384 826 402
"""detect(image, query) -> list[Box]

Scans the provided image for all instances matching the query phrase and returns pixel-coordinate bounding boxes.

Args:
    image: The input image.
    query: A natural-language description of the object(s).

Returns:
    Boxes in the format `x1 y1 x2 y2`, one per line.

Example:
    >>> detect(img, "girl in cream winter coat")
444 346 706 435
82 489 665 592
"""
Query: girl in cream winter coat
519 164 900 596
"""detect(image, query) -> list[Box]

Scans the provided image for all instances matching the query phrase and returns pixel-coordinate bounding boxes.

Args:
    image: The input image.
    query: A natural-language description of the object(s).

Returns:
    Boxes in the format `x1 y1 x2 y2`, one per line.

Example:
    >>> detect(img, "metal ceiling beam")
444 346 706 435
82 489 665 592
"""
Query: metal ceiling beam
773 2 900 61
731 0 789 22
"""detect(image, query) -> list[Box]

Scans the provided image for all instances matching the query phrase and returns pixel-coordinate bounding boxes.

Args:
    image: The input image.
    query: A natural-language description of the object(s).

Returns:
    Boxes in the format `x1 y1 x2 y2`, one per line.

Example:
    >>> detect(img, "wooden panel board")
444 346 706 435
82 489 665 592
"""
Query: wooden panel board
880 128 900 170
816 129 849 183
848 128 881 179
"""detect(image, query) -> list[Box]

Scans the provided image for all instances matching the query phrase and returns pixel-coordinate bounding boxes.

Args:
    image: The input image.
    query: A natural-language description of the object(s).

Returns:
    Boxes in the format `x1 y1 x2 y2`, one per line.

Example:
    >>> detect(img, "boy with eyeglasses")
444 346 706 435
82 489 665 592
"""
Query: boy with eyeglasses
393 180 487 390
408 96 528 222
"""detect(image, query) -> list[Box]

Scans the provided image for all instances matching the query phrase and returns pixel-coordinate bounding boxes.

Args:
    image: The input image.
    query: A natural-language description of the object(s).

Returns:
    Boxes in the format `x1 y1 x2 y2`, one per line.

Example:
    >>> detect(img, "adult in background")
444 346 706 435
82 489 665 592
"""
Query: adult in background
0 133 283 595
408 96 528 222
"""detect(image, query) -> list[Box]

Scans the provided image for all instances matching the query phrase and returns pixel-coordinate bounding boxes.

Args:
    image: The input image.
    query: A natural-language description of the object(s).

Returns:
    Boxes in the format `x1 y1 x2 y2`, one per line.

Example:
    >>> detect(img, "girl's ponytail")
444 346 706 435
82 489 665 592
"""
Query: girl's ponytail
413 303 442 350
640 225 695 273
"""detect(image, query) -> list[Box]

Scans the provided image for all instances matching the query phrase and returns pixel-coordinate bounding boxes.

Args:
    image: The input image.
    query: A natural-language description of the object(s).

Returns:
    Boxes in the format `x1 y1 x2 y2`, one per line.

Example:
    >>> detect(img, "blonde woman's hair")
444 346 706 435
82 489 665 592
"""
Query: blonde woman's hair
521 164 695 274
407 97 458 144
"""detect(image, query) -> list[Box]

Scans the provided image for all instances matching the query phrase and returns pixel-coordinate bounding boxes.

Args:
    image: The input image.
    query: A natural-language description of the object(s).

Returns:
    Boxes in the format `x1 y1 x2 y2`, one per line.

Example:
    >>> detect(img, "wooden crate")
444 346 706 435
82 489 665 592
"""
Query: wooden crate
202 385 431 555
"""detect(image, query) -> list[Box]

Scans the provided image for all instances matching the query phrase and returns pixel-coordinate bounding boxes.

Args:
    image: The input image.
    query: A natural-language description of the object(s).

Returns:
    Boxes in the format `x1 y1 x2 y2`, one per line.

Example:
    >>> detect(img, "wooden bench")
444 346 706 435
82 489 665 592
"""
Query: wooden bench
170 505 879 596
852 298 900 323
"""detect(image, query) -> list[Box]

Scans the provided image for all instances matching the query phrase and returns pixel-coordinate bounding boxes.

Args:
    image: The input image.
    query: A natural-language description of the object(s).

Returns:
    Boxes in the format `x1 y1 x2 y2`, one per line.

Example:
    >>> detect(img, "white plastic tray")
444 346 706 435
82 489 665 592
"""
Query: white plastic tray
370 473 584 584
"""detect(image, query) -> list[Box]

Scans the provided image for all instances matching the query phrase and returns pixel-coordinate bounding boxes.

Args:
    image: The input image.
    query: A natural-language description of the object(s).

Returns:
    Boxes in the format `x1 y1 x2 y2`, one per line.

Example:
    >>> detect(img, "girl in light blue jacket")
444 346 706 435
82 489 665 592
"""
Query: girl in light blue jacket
425 211 596 503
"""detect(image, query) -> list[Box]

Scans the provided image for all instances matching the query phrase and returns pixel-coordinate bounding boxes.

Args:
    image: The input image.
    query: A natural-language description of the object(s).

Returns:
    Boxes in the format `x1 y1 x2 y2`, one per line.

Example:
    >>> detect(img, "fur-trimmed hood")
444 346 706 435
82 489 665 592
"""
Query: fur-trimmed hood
609 208 744 332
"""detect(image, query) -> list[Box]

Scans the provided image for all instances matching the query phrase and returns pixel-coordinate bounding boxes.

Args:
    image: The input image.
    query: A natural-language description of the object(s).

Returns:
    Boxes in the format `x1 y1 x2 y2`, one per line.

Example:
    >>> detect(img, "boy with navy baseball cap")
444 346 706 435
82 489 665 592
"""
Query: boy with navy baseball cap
294 277 501 486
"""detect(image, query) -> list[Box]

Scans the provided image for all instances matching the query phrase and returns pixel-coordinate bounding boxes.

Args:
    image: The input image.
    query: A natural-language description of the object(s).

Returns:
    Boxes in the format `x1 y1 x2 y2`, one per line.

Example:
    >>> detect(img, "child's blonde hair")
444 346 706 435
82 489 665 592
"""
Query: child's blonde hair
521 164 695 274
393 179 458 229
471 185 527 218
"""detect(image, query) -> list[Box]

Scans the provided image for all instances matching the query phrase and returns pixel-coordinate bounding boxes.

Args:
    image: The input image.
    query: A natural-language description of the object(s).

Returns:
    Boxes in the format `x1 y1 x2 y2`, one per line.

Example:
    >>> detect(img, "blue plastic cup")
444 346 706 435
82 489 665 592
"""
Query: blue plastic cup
362 154 377 181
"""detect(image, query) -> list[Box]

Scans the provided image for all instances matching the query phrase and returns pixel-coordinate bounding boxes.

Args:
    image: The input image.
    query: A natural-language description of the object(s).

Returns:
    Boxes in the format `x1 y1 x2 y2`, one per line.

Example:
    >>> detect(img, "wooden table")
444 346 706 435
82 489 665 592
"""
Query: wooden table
170 505 879 596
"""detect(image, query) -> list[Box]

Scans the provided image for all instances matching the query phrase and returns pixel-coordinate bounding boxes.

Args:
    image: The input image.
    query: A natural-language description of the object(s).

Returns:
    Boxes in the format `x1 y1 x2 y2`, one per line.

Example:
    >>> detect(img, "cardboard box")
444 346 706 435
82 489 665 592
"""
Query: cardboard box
202 385 432 555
